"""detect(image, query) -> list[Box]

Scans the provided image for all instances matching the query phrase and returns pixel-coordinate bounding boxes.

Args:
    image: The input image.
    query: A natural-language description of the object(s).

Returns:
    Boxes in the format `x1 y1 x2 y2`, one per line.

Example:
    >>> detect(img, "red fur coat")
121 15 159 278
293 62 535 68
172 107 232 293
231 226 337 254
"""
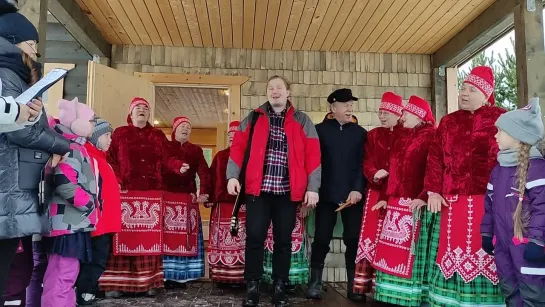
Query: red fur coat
163 141 211 195
209 147 236 203
424 106 506 195
363 125 404 190
107 122 169 190
381 123 435 201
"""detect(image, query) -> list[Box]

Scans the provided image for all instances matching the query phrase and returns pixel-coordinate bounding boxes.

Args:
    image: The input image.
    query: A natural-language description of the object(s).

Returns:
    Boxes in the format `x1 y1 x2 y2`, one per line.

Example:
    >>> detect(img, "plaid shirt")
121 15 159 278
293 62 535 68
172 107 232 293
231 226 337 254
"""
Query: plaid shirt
261 104 290 194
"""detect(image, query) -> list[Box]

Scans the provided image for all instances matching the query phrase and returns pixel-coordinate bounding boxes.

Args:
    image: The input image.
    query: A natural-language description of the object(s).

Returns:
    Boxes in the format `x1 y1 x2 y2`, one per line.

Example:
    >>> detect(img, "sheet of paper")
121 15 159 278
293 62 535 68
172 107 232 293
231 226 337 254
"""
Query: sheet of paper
15 68 71 104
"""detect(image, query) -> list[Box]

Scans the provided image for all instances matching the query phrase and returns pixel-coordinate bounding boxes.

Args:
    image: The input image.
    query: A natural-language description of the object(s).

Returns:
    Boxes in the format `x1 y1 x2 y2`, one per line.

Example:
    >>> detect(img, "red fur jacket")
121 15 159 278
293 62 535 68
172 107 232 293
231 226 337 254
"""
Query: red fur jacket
107 122 169 190
163 141 211 195
381 123 435 201
209 147 236 203
363 125 404 191
424 106 506 196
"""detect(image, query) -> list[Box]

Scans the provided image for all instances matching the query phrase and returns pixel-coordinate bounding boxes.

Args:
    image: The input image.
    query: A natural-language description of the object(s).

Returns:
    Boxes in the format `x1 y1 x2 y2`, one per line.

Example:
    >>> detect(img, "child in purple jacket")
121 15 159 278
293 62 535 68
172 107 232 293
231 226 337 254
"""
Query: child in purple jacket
481 97 545 306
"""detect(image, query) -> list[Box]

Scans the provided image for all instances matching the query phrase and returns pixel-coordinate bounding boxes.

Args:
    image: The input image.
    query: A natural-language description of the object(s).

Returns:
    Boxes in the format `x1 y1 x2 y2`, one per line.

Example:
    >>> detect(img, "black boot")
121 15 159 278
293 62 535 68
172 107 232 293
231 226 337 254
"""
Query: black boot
272 280 289 307
307 267 323 299
346 267 365 302
242 280 260 307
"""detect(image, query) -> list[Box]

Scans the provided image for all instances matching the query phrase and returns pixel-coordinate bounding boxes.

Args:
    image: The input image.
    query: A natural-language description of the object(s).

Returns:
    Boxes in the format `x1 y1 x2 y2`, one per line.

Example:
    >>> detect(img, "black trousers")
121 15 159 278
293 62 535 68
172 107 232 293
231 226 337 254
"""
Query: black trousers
244 193 297 282
76 234 112 294
310 201 364 272
0 238 21 296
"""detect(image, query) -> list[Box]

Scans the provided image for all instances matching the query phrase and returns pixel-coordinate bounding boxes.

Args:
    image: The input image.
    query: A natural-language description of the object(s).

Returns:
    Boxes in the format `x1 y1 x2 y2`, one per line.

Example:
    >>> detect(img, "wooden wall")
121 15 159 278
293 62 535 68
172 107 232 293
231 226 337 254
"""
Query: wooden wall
112 45 432 129
45 16 91 103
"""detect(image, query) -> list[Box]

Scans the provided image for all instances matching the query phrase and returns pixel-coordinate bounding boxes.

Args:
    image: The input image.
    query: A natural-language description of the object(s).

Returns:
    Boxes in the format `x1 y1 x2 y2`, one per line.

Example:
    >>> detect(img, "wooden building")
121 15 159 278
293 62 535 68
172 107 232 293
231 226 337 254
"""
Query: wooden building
20 0 545 282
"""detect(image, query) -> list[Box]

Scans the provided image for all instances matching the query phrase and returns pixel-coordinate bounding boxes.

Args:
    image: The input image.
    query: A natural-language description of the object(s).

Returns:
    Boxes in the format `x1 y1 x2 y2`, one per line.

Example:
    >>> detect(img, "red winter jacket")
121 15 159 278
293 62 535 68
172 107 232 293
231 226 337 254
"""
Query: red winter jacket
85 142 122 237
227 102 321 202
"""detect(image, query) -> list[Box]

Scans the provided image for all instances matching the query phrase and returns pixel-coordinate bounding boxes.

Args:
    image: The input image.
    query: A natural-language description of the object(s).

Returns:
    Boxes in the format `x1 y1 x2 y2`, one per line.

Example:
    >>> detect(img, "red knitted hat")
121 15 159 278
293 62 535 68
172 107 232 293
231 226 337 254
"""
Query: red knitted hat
404 95 435 126
379 92 403 116
463 66 495 105
127 97 151 125
171 116 191 140
228 121 240 133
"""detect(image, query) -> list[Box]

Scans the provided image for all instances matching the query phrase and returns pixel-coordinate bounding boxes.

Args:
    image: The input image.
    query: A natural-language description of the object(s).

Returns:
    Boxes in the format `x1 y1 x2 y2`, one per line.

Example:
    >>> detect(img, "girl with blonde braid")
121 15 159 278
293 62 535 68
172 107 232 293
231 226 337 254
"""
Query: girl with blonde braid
481 97 545 306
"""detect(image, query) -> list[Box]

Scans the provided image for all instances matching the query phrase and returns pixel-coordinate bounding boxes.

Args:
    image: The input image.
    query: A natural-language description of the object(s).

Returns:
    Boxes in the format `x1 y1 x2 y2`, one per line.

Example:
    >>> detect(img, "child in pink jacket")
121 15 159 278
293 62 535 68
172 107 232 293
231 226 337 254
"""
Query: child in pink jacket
40 98 97 307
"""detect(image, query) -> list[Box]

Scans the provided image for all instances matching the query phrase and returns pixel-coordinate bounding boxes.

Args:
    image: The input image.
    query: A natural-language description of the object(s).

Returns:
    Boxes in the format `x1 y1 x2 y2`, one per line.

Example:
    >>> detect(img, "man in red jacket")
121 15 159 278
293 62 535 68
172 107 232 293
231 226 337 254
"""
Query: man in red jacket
227 75 321 307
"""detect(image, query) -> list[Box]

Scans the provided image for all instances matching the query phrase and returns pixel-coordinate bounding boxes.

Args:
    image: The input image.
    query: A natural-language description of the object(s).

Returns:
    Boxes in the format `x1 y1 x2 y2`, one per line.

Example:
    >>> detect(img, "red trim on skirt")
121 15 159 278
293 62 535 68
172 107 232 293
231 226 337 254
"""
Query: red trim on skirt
98 255 164 293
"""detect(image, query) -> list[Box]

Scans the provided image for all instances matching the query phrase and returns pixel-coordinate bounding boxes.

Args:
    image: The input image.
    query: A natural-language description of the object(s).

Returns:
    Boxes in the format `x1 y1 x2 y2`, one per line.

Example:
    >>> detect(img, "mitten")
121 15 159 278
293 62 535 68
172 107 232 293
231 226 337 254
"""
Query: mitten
524 242 545 261
481 236 494 255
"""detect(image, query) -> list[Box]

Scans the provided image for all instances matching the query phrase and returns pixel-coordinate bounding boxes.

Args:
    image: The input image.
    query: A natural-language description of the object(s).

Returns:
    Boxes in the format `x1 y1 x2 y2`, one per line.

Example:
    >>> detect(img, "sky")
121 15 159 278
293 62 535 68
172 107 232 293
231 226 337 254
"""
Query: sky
459 9 544 73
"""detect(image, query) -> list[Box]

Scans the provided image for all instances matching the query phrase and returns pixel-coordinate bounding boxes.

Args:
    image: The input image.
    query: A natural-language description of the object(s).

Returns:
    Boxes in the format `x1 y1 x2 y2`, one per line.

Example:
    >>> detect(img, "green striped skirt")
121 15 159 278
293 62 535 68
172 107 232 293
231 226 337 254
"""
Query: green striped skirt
427 212 505 307
374 209 434 306
263 238 309 286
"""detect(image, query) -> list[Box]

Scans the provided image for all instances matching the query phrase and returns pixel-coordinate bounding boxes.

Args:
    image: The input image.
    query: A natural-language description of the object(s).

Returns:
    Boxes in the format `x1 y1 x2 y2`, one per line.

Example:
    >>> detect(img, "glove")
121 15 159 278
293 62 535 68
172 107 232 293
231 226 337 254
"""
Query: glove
481 236 494 255
524 242 545 262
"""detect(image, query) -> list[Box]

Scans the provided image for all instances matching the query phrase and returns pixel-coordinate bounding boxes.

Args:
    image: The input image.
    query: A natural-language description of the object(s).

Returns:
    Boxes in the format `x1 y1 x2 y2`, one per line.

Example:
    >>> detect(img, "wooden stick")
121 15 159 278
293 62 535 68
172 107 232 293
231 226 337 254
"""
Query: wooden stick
335 201 351 212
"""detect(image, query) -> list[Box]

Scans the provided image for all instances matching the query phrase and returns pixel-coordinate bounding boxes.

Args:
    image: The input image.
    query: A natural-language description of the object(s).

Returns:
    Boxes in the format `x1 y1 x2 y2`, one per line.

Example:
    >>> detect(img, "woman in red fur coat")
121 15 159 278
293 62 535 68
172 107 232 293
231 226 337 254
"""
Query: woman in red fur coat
207 121 246 286
76 117 121 306
162 116 210 288
370 96 436 306
100 97 169 298
353 91 404 295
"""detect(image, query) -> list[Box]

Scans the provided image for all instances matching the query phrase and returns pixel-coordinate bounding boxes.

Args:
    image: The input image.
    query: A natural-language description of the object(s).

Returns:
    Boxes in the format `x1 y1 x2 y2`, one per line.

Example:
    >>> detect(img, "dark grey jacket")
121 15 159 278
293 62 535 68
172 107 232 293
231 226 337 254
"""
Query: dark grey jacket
0 40 71 239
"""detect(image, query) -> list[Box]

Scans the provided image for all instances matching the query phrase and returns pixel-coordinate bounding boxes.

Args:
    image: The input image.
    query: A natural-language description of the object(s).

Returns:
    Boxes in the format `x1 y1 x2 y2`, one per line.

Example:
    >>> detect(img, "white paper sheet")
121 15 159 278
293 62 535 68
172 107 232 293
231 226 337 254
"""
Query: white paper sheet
15 68 70 104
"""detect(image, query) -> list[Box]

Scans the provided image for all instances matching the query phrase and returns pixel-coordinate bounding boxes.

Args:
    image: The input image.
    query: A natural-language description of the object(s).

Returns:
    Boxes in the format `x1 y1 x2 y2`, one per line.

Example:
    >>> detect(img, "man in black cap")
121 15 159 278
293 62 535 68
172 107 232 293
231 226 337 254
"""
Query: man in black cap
307 88 367 301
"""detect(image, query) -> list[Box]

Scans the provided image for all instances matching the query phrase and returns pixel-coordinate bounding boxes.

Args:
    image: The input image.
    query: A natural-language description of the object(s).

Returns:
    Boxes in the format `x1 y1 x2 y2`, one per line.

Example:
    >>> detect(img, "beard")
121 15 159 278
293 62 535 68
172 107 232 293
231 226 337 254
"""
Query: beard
270 100 286 108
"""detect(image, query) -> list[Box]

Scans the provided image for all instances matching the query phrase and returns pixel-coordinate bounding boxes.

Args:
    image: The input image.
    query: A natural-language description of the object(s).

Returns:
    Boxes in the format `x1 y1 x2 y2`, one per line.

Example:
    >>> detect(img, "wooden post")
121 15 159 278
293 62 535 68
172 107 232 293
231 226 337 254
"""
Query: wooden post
431 68 448 122
19 0 48 62
446 68 459 114
514 1 545 108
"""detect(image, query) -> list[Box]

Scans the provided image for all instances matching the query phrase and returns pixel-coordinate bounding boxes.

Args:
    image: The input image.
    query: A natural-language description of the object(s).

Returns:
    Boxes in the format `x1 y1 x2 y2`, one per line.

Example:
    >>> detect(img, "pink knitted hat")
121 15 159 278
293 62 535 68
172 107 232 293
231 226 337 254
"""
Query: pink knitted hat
57 97 95 137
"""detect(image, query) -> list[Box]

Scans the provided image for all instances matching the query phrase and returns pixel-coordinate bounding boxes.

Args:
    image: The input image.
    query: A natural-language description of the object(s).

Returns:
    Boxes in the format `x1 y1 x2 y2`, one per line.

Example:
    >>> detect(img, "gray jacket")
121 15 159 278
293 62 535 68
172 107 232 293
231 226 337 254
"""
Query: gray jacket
0 39 71 239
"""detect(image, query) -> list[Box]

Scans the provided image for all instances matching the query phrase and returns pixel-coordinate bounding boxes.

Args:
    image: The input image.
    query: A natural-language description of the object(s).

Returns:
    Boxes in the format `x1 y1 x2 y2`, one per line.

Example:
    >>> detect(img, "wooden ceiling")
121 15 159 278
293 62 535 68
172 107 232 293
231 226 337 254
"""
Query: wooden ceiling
75 0 495 54
155 86 229 128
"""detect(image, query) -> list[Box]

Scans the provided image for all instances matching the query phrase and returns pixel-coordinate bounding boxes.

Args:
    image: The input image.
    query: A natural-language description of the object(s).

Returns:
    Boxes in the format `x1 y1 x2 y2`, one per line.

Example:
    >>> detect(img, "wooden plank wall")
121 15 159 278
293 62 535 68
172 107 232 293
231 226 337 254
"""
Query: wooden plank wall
111 45 432 130
45 20 91 103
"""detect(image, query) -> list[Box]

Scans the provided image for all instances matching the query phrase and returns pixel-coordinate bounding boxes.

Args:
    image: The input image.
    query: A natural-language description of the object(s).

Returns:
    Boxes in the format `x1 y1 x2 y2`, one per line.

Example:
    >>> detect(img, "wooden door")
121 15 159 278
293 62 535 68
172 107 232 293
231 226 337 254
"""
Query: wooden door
86 61 155 129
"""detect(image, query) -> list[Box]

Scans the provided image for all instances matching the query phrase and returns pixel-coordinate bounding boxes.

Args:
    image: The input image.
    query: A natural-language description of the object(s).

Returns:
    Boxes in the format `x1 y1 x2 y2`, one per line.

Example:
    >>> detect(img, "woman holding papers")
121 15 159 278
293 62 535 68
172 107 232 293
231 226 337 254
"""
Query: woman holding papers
0 11 70 302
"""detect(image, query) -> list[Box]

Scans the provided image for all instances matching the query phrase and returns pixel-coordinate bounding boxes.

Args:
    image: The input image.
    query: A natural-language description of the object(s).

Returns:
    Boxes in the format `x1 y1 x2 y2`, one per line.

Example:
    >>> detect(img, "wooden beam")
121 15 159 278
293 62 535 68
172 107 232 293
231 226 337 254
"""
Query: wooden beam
135 73 250 86
48 0 111 58
514 1 545 108
431 67 458 122
18 0 47 62
432 0 519 67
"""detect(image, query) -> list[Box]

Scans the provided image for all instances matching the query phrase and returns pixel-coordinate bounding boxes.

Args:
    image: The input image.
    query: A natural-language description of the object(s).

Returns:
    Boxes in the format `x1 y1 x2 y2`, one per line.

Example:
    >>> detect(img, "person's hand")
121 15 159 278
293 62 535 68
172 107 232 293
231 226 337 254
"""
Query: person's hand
374 169 389 181
180 163 190 174
299 206 312 218
16 103 31 124
372 200 387 211
27 99 43 122
197 194 209 203
227 178 240 195
346 191 362 205
303 191 319 208
50 153 67 167
427 193 448 213
409 199 428 211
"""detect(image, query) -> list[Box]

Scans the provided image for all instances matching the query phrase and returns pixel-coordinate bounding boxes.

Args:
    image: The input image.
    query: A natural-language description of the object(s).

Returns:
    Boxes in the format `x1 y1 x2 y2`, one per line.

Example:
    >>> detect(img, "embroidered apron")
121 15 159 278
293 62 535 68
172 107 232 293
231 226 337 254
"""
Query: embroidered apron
265 207 305 254
372 197 421 278
356 189 383 263
437 194 498 284
208 202 246 266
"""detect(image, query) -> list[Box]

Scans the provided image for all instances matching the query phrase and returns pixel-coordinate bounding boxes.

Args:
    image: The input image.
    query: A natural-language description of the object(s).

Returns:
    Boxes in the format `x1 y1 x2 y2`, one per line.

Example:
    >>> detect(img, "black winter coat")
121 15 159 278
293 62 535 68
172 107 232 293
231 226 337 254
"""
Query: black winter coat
315 118 367 204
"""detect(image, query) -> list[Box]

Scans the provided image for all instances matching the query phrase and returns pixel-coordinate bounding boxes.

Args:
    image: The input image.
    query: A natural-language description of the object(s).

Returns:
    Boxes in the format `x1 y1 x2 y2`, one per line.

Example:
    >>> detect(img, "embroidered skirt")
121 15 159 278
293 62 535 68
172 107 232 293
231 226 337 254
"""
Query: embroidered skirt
373 209 434 306
98 255 164 293
427 211 504 307
262 238 309 286
163 221 205 283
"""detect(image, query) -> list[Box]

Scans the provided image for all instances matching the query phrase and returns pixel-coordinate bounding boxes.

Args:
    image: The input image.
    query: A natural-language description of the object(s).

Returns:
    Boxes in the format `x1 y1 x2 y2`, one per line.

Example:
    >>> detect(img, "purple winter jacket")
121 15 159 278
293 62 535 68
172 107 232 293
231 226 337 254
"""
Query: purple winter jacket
481 158 545 246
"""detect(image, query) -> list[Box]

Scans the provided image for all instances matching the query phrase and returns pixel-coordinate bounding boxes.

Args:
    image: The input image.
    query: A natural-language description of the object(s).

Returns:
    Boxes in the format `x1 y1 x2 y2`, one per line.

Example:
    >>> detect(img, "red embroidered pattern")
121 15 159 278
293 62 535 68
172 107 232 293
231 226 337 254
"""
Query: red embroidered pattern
265 207 304 253
380 102 403 115
356 189 383 263
208 203 246 266
466 74 494 97
404 103 427 119
162 192 199 256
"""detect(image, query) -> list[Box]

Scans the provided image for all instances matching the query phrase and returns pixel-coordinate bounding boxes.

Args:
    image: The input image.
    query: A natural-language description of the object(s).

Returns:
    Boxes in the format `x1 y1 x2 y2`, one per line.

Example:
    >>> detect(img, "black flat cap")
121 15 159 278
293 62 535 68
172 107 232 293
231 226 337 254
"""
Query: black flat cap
327 88 358 104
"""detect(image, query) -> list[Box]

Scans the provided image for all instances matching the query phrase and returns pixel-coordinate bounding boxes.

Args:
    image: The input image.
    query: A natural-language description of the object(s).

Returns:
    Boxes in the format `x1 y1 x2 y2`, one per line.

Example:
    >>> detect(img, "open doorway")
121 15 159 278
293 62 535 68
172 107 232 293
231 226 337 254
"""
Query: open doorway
154 85 230 222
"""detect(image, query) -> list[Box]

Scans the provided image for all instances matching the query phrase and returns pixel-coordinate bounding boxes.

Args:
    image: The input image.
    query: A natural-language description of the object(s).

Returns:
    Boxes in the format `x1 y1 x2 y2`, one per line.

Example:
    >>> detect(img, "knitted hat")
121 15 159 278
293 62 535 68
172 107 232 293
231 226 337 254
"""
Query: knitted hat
171 116 191 140
404 96 435 126
463 66 495 106
0 0 18 15
0 12 38 44
57 97 95 137
379 92 403 116
127 97 150 124
228 121 240 133
323 112 358 124
495 97 544 145
327 88 358 103
88 117 113 147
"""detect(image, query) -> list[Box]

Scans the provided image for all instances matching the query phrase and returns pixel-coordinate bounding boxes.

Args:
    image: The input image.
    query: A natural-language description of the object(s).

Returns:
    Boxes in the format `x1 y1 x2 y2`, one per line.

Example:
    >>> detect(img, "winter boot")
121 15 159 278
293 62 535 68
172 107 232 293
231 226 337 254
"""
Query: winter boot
242 280 260 307
307 267 323 299
272 280 289 307
346 267 365 302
